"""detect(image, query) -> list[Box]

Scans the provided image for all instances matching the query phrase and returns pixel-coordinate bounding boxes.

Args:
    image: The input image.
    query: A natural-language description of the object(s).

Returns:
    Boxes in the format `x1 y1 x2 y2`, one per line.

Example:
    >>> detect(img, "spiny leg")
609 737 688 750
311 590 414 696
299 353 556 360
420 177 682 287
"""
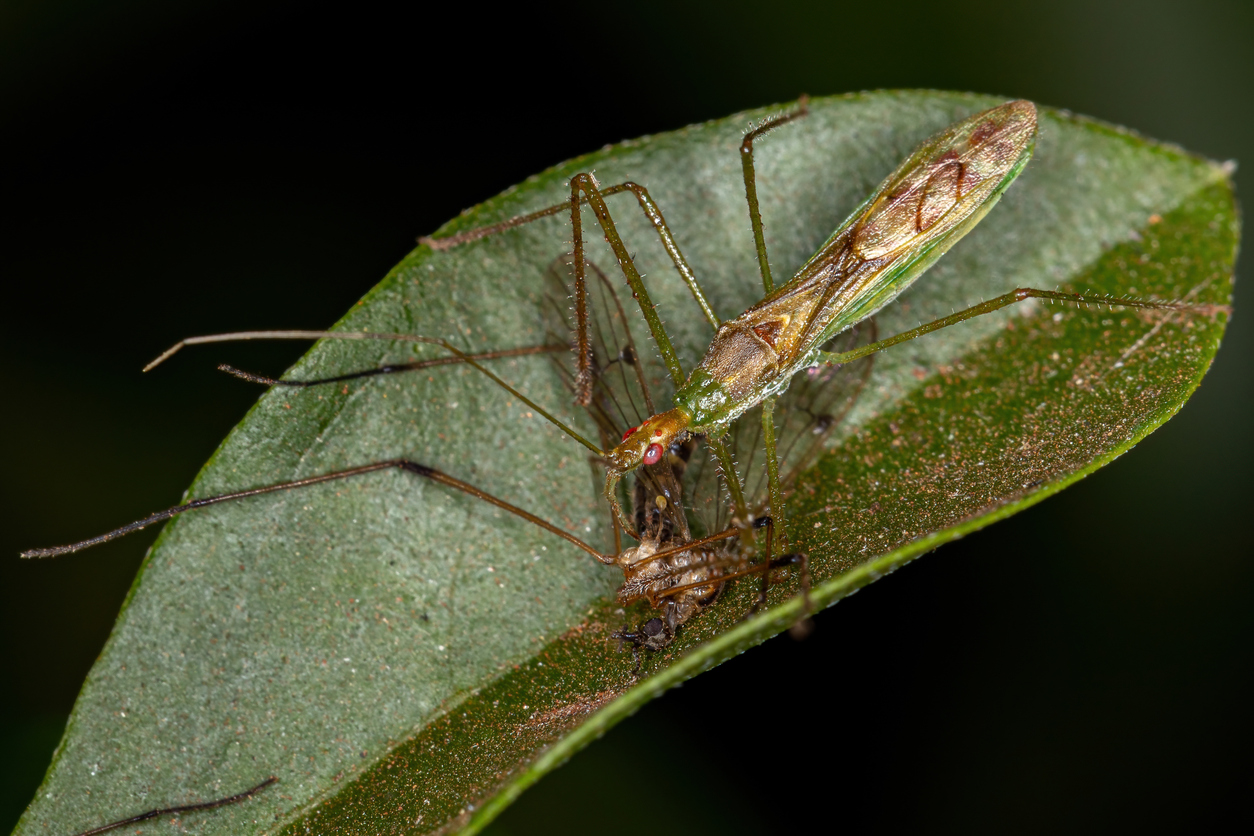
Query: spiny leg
24 457 613 563
753 514 776 613
740 95 810 295
566 173 689 394
704 435 753 542
760 395 785 549
67 777 277 836
782 550 814 639
754 394 815 630
819 288 1229 368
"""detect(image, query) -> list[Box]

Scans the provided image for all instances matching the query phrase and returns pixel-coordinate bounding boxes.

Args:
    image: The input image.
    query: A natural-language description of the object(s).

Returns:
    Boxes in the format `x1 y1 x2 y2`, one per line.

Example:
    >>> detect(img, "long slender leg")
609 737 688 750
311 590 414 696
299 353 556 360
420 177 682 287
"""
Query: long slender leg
69 777 277 836
740 95 810 295
760 395 785 549
420 181 722 331
145 329 604 457
705 435 752 537
753 515 776 612
217 344 565 388
567 183 597 404
819 288 1228 367
24 458 614 563
568 173 687 390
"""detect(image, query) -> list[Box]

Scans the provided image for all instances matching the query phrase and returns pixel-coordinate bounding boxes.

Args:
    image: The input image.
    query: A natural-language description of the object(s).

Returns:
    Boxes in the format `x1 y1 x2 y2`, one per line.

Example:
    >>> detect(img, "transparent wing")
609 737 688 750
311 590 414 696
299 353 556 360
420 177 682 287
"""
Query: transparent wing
684 321 877 536
543 254 663 447
543 254 691 541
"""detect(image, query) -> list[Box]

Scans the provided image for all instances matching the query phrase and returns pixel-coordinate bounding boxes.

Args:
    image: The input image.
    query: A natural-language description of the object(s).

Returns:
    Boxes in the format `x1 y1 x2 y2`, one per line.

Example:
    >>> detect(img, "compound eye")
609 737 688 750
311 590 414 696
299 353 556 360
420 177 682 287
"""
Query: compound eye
643 443 664 466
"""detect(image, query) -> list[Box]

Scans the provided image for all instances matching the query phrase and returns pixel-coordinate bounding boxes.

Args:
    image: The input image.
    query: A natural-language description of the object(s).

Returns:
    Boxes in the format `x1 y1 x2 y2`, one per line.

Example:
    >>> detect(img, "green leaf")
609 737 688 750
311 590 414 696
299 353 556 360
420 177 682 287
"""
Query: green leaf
16 91 1235 836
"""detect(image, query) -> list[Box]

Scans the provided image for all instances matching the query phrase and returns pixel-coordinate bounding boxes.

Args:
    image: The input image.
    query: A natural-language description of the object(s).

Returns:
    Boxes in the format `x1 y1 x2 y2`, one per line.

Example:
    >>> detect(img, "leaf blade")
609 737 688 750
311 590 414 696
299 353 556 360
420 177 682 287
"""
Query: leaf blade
17 91 1235 836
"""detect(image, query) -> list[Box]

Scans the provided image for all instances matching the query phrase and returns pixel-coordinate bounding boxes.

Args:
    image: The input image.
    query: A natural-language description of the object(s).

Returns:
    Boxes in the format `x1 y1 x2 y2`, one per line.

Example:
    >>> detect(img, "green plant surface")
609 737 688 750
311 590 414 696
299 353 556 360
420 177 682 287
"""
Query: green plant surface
15 91 1236 836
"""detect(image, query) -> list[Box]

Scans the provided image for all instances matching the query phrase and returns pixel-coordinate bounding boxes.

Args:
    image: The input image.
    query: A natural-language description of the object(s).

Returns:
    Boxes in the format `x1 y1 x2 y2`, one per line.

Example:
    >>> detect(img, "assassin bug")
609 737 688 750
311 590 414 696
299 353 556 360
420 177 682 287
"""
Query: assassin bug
24 98 1228 836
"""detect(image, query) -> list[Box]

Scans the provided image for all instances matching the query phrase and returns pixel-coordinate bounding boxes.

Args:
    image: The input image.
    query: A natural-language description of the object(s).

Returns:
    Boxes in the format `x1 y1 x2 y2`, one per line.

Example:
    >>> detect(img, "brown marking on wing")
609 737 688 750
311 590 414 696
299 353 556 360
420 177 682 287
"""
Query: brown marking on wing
751 318 787 348
918 156 963 233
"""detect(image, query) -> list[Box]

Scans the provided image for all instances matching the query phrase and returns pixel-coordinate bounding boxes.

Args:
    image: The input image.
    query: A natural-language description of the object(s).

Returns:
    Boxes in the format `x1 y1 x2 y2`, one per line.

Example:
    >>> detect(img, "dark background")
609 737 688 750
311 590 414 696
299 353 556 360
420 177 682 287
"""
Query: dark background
3 1 1251 833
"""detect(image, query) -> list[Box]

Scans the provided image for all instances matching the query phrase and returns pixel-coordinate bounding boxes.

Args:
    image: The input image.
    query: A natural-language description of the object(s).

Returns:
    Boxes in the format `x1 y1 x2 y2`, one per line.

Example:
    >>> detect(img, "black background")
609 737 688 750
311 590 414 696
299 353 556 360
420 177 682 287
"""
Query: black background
3 1 1251 833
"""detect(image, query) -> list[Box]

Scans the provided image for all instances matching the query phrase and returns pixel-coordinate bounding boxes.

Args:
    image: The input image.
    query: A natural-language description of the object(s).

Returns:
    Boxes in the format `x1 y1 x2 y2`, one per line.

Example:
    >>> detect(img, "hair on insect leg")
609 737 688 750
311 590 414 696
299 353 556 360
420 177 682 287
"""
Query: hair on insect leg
740 94 810 295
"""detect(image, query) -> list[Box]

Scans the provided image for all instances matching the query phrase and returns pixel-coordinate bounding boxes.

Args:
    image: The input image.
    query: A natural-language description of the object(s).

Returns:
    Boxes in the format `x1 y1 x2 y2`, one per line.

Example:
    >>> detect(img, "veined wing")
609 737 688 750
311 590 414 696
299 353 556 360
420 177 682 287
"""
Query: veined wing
685 321 877 537
543 254 693 544
716 100 1037 385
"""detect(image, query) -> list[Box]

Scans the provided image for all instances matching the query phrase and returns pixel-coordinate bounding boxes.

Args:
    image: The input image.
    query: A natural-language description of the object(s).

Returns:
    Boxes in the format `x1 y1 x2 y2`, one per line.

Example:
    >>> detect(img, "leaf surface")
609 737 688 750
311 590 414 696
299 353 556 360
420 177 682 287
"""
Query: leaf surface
16 91 1236 836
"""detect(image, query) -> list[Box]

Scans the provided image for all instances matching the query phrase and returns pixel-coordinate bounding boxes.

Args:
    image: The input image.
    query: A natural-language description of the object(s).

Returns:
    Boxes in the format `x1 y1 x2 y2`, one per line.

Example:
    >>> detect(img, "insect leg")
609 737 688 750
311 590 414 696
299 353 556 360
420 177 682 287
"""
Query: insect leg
568 172 686 392
67 777 277 836
782 551 814 639
420 182 721 332
732 516 811 633
705 435 752 535
23 459 613 563
145 329 605 456
818 288 1228 367
752 514 776 612
740 95 810 295
760 395 786 548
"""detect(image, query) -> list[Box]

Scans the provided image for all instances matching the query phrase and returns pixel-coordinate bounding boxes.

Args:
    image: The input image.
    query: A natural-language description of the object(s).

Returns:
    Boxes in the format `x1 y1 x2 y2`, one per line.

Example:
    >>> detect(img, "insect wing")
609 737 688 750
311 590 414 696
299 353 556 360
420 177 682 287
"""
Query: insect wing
684 322 876 535
543 254 694 544
785 100 1039 350
850 100 1038 263
542 254 663 448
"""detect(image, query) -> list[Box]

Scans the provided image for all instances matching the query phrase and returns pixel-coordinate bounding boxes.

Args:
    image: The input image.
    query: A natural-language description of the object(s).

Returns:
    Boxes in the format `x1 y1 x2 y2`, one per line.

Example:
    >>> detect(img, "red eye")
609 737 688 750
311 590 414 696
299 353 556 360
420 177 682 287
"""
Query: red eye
621 425 639 442
643 443 664 465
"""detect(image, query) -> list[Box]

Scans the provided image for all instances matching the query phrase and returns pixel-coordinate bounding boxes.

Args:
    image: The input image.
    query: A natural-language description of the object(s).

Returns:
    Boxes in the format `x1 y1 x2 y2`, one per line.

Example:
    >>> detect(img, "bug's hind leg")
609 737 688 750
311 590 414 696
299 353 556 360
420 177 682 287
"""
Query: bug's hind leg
818 288 1229 368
